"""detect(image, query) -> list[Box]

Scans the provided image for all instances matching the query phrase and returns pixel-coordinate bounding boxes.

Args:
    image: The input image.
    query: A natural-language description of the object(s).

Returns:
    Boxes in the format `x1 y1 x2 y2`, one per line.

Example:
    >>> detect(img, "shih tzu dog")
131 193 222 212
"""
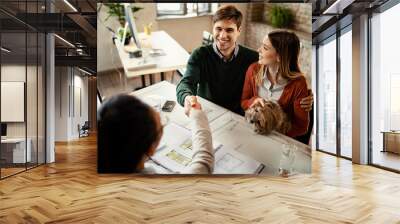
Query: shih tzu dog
245 99 291 135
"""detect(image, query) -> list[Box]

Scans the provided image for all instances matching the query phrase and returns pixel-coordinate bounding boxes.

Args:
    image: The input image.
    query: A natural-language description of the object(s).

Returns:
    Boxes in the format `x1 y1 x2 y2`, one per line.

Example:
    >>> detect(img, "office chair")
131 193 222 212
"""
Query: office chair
79 121 90 138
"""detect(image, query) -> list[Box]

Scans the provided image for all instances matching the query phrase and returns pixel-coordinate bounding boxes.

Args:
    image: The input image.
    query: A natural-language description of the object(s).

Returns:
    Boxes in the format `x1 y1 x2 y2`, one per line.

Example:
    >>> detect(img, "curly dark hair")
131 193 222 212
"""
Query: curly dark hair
97 94 159 173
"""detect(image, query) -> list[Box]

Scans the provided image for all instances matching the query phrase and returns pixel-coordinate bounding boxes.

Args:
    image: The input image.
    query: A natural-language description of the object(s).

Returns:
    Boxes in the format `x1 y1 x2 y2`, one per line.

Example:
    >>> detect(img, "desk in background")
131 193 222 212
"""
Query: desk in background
115 31 189 87
381 131 400 154
132 81 312 175
1 138 31 164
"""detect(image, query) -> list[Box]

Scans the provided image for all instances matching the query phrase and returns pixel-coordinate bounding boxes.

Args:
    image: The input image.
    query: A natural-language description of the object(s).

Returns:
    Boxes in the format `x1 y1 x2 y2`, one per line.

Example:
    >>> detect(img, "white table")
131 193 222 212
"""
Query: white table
133 81 311 175
1 138 31 163
115 31 190 86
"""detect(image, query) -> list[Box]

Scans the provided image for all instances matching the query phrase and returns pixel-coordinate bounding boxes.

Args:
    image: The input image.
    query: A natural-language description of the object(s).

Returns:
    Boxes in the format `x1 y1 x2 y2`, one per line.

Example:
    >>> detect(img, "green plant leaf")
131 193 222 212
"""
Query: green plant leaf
103 3 143 25
269 5 293 28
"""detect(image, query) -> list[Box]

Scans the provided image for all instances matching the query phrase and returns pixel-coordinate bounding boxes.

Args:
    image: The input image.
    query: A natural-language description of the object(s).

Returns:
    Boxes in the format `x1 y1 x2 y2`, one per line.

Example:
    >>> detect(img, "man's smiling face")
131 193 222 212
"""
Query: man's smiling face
212 19 241 55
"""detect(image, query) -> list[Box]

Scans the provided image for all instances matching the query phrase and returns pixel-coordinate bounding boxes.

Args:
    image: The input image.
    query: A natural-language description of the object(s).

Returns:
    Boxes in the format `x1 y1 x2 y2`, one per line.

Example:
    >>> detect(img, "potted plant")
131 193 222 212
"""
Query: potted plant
104 3 143 44
268 5 293 28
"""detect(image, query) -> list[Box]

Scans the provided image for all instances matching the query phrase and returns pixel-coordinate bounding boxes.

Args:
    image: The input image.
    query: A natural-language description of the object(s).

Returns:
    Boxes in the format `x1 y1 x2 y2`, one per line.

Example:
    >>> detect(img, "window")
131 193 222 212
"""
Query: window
156 3 216 18
339 27 352 158
316 25 353 159
370 2 400 171
317 35 337 155
198 3 211 14
156 3 185 16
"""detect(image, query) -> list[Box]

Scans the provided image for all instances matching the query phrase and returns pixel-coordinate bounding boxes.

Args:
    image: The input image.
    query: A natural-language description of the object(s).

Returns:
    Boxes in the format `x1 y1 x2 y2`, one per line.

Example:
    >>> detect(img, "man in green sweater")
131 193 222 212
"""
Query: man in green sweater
176 5 312 115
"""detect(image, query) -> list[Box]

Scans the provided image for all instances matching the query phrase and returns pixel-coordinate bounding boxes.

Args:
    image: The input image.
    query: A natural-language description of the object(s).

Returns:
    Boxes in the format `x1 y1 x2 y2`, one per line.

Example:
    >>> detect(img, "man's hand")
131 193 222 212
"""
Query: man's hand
184 95 201 116
300 92 314 112
250 97 265 108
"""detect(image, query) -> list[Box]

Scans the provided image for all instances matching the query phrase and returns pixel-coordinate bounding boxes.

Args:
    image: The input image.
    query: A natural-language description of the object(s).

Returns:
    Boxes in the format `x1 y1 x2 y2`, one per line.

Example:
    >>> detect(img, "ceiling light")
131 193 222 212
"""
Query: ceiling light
54 34 75 48
1 47 11 53
63 0 78 12
78 67 93 76
322 0 354 15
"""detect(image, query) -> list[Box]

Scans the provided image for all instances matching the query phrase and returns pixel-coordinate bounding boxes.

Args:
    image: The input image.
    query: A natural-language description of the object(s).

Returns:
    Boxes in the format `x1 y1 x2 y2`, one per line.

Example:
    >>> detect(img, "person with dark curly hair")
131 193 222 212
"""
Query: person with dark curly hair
97 94 213 174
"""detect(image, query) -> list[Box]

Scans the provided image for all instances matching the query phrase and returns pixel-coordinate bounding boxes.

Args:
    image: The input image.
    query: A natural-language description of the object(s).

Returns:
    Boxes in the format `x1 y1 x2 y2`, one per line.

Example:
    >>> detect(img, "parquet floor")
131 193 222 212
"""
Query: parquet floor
0 135 399 223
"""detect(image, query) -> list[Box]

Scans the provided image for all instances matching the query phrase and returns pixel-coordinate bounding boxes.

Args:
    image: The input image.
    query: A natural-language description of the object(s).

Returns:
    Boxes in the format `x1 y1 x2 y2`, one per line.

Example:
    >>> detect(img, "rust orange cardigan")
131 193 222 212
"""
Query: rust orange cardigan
241 63 309 138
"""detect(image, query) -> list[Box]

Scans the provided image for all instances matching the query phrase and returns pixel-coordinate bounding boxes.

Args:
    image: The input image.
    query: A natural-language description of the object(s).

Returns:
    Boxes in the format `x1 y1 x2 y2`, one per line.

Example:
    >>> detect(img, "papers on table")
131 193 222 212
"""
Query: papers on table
197 97 228 124
150 122 265 174
209 113 311 174
213 144 264 174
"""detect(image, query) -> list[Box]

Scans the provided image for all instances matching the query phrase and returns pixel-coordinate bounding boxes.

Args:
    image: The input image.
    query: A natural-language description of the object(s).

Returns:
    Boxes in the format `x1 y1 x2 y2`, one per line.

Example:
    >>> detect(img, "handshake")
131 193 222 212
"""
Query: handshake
184 95 202 116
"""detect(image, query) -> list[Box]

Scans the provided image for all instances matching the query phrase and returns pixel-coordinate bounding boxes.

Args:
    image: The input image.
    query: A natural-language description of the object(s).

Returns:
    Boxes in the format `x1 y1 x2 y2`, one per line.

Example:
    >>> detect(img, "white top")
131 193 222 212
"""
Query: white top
258 69 288 101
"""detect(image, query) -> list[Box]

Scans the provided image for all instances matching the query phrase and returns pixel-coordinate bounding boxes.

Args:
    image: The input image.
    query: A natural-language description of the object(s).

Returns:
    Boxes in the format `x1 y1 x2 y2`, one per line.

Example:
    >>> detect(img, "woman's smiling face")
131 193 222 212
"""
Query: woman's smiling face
258 36 279 66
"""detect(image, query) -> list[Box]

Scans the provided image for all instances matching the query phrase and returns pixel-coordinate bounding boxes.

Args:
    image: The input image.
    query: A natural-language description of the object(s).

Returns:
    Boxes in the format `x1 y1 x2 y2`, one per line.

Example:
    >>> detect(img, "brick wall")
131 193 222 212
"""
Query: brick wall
247 3 264 23
244 3 312 86
263 3 312 34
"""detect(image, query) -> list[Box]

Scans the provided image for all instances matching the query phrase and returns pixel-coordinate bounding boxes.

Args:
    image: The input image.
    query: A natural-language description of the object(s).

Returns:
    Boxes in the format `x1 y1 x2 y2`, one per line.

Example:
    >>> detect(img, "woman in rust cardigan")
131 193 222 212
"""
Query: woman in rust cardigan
241 30 309 138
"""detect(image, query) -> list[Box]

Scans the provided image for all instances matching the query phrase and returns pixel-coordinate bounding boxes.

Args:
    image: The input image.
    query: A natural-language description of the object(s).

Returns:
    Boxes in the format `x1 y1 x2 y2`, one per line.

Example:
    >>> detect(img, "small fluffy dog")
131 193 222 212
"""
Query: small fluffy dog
245 99 291 135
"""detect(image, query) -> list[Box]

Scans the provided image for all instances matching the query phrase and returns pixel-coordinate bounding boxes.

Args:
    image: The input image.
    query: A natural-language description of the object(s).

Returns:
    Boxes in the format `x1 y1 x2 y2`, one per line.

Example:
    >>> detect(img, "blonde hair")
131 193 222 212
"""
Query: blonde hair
255 31 303 86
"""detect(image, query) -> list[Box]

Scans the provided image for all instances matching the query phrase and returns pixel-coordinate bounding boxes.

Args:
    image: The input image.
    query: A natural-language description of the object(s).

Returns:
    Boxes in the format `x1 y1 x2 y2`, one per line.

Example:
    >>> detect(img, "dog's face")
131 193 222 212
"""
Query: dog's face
245 100 289 135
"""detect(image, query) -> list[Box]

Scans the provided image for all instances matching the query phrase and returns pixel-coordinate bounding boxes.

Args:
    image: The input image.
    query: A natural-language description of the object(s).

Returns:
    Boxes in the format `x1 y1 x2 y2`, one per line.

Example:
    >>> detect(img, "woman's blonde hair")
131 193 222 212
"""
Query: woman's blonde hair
255 30 303 86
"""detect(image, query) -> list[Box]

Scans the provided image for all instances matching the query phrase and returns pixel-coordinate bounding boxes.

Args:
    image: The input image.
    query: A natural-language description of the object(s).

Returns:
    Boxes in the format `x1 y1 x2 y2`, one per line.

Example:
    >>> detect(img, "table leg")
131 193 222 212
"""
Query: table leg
141 75 146 88
161 72 165 81
382 133 386 152
150 74 154 85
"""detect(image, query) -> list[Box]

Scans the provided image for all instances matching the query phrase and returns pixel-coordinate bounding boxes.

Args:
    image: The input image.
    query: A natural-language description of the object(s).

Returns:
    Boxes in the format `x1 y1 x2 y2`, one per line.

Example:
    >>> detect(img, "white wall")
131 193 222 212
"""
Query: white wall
1 63 46 164
55 67 89 141
1 65 32 137
97 3 249 73
72 73 89 138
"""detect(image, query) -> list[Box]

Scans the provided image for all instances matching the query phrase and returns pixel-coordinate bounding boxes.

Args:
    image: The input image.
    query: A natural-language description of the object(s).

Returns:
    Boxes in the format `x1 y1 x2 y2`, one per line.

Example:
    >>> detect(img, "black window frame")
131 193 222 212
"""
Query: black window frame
156 3 213 18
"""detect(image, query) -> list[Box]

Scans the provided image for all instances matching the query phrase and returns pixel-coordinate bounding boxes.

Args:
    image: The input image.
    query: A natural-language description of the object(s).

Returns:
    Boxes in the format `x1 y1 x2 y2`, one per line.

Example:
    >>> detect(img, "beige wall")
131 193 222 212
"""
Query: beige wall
97 3 249 72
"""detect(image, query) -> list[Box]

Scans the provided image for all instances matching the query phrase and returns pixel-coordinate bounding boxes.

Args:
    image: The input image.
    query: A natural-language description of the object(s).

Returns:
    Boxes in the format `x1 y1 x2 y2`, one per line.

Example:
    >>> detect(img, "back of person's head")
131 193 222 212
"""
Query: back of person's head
268 30 302 79
97 94 159 173
213 5 243 29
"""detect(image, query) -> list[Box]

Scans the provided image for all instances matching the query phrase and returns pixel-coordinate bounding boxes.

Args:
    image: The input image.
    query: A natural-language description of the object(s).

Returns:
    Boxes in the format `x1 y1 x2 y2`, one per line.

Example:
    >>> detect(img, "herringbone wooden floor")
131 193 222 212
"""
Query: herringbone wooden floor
0 135 399 223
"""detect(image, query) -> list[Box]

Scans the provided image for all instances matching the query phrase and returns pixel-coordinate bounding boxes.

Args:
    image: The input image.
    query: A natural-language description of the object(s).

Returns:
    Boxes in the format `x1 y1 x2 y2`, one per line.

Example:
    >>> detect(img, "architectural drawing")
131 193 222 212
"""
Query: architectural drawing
216 153 244 171
165 149 191 166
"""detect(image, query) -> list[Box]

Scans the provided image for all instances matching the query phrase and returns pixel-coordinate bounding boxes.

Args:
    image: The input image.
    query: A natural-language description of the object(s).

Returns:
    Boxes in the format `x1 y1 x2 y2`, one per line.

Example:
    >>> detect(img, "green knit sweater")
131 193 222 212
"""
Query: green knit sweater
176 44 258 115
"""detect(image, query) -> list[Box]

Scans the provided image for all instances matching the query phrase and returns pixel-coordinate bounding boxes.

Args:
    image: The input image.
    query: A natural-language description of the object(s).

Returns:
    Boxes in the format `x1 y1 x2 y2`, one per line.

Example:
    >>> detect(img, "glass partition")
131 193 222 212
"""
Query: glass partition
1 27 28 178
0 0 46 179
